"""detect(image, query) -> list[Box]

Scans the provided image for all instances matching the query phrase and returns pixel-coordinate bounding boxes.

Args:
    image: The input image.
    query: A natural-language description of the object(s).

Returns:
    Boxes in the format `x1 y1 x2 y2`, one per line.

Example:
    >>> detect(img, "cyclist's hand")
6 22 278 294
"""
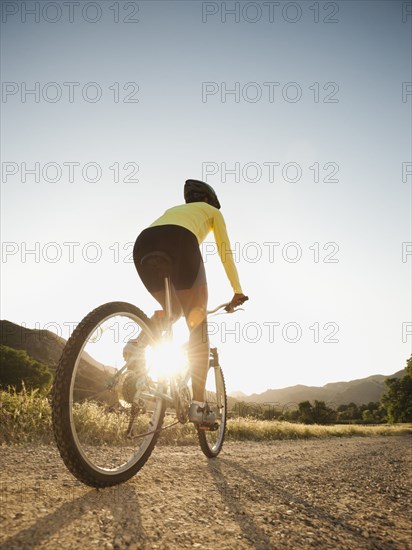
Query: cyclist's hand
226 293 249 312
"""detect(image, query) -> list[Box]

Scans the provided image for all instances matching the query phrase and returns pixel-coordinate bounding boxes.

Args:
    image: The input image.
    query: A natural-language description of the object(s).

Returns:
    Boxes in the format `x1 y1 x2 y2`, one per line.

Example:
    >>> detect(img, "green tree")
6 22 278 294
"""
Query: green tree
337 402 361 422
381 356 412 423
362 410 374 423
298 401 314 424
0 345 52 392
312 400 336 424
297 400 336 424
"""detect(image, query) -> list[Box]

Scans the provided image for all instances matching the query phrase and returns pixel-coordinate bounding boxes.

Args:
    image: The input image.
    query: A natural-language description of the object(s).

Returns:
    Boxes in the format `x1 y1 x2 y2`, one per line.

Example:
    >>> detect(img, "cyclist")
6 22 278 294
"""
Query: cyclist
127 179 247 425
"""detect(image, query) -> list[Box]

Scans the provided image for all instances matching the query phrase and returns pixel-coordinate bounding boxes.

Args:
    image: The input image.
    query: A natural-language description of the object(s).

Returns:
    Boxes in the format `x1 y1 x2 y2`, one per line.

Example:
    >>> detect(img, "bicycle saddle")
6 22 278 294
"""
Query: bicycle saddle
140 251 173 277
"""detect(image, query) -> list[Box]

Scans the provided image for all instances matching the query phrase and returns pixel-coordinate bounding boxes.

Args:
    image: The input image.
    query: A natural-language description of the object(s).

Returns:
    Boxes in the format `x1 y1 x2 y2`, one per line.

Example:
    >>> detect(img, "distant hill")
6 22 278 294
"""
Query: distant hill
0 320 66 370
0 320 116 403
229 371 406 407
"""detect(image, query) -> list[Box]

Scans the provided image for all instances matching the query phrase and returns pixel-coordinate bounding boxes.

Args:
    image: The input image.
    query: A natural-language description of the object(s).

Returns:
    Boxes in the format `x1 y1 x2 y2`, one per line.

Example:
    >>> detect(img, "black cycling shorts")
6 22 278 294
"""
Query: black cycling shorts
133 224 206 293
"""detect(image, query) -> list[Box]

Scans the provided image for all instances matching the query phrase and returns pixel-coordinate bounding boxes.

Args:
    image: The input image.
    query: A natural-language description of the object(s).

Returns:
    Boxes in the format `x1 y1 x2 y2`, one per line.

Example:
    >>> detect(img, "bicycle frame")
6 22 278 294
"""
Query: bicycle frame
123 268 248 435
131 274 226 423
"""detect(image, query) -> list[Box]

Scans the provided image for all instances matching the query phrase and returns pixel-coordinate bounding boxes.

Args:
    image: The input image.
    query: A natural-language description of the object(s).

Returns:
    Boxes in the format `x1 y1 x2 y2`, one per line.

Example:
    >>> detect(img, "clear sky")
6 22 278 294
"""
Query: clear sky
1 0 411 394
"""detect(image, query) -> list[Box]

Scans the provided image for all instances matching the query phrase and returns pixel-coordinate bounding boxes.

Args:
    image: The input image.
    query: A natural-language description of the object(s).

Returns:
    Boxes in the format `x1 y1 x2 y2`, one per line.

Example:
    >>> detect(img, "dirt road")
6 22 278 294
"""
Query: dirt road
0 436 411 549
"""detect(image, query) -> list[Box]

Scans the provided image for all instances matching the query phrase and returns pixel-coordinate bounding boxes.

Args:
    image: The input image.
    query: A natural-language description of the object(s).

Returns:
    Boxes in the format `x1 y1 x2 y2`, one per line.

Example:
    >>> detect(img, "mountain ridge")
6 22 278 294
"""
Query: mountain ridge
229 370 405 406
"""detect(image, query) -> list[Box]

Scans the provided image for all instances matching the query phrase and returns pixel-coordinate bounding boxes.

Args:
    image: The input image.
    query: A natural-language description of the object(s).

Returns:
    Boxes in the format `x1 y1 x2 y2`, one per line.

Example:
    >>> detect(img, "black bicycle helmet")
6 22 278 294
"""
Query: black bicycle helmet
184 179 221 210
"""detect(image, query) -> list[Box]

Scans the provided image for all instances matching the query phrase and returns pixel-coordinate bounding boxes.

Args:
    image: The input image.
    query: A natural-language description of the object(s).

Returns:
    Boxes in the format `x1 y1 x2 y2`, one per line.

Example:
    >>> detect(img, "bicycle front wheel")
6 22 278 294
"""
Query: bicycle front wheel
52 302 166 487
197 349 227 458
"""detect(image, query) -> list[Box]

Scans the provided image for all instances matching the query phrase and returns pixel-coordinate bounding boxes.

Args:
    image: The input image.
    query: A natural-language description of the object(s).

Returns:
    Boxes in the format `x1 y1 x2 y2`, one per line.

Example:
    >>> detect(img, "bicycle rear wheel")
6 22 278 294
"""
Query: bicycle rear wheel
197 349 227 458
52 302 167 487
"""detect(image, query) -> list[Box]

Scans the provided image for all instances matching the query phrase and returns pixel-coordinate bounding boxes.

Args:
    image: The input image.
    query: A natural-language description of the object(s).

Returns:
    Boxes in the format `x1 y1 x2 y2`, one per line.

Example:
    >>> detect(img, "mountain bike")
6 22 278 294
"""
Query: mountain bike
52 251 248 488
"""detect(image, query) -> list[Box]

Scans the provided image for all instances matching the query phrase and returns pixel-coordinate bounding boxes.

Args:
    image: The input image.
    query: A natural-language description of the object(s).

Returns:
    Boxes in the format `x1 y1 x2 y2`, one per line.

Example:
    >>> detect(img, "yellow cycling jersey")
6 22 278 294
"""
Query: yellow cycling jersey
149 202 242 294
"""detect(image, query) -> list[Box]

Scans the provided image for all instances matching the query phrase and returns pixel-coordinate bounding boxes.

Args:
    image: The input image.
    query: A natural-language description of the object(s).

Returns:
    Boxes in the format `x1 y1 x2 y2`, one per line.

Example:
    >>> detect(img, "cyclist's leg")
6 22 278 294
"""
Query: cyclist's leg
175 283 209 402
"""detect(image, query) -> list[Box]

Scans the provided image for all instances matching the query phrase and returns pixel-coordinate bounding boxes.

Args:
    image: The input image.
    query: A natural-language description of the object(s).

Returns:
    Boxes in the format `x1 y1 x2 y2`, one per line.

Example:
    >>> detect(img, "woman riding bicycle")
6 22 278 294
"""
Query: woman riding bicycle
129 179 247 425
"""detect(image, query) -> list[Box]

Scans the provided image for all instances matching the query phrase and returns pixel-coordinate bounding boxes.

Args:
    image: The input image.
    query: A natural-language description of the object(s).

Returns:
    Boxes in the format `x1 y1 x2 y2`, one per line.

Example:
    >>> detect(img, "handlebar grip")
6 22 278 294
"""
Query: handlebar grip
224 295 249 312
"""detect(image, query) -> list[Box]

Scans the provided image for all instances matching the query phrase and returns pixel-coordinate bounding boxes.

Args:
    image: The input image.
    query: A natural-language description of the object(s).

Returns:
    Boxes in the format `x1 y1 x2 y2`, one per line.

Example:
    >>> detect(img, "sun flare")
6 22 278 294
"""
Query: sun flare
146 339 189 380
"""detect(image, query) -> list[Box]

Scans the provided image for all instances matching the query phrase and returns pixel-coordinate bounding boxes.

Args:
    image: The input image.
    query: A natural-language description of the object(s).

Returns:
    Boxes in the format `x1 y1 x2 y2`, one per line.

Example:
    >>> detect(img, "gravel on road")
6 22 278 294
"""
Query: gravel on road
0 436 411 549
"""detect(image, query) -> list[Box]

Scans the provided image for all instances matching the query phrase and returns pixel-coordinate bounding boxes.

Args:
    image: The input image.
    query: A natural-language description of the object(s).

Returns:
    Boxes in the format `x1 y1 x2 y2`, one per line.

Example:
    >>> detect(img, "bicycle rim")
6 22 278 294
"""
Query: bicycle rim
52 302 167 486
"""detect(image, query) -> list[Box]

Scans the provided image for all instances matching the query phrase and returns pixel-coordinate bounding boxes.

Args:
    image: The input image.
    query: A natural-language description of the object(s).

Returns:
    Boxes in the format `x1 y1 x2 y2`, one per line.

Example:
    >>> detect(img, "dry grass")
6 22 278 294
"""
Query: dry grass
225 417 412 440
1 389 410 445
71 402 131 445
0 386 52 444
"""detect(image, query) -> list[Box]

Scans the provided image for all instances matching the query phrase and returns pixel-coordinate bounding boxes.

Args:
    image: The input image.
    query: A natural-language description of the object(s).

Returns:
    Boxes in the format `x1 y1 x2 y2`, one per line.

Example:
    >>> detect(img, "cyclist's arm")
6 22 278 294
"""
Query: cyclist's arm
212 210 243 294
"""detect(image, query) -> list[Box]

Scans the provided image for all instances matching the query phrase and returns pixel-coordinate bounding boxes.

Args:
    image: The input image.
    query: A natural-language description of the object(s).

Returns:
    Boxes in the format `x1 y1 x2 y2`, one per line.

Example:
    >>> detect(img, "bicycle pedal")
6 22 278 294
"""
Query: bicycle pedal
197 422 219 431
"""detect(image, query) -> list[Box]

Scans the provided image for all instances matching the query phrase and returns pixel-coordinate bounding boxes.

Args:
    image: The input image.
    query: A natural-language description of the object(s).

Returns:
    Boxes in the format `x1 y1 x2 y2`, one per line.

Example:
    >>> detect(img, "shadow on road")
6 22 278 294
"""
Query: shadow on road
206 459 272 550
207 456 371 548
0 482 144 549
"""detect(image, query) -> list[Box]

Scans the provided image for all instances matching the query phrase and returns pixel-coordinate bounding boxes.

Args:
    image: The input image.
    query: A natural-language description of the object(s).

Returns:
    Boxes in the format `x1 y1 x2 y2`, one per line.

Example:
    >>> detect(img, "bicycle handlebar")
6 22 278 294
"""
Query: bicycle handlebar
207 296 249 315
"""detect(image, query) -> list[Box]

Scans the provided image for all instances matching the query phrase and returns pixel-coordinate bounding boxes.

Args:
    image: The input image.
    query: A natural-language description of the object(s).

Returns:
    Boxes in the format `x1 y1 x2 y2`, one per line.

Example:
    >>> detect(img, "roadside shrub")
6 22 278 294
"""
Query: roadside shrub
0 345 52 393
